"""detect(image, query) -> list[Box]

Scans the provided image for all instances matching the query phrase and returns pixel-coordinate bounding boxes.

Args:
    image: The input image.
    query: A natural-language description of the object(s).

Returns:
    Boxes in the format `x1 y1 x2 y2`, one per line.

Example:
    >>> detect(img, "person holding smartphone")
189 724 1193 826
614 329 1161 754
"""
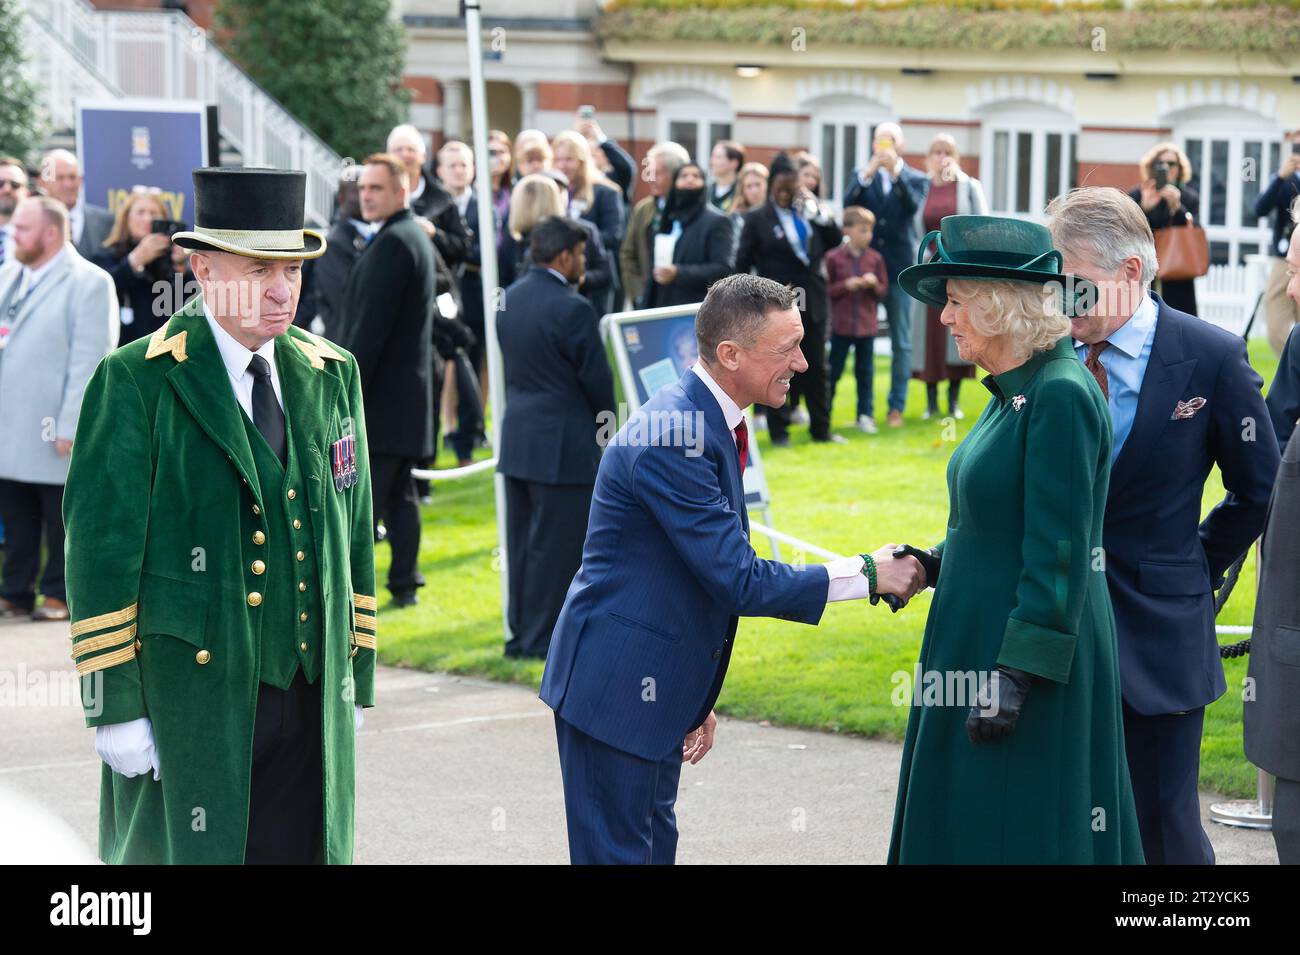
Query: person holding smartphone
92 186 191 345
1127 142 1201 316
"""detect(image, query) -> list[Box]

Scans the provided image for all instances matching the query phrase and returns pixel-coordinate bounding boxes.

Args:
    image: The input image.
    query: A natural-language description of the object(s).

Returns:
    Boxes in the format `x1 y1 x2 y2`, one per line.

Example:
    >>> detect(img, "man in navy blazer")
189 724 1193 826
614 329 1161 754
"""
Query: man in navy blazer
1048 188 1280 865
497 218 615 659
843 123 930 426
539 274 926 864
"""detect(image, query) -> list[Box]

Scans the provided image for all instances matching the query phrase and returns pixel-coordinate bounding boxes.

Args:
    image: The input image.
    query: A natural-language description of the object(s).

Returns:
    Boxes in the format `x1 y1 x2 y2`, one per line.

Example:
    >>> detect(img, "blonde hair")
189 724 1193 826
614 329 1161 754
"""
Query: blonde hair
730 162 770 216
551 130 615 208
104 190 166 250
508 174 563 238
947 278 1071 365
842 205 875 229
1138 141 1194 185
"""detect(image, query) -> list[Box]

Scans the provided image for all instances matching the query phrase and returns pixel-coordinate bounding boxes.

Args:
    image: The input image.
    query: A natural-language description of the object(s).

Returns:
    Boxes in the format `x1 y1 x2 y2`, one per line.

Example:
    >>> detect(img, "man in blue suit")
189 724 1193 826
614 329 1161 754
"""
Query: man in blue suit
843 122 930 426
1048 187 1280 865
539 274 926 864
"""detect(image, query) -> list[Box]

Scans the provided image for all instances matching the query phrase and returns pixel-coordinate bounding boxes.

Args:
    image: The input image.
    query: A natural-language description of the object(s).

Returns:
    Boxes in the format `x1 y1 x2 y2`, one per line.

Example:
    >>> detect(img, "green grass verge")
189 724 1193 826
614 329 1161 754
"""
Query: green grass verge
376 338 1279 798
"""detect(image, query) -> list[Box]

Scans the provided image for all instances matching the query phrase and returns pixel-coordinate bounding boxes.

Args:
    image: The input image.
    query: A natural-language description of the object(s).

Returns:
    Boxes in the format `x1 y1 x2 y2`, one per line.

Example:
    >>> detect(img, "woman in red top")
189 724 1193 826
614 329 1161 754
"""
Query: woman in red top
911 135 988 419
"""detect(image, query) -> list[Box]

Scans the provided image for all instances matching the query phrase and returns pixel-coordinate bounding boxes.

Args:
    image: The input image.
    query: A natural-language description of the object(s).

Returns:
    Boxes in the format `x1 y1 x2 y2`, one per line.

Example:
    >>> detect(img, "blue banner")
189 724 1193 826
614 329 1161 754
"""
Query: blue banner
76 99 208 227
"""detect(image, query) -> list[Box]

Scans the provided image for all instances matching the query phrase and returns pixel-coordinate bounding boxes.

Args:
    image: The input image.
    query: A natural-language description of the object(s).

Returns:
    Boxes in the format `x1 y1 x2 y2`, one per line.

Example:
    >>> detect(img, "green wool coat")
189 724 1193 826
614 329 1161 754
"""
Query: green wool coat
888 337 1145 864
64 296 377 864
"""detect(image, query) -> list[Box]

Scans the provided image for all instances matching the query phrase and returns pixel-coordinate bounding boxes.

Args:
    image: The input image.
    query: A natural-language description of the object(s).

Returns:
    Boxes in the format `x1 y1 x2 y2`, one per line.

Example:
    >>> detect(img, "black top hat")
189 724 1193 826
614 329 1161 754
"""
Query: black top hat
172 167 326 260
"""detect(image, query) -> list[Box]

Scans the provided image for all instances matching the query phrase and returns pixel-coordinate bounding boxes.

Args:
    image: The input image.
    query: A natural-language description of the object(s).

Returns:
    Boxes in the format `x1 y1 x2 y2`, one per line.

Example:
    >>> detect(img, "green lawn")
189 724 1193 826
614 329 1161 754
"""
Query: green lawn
376 339 1280 798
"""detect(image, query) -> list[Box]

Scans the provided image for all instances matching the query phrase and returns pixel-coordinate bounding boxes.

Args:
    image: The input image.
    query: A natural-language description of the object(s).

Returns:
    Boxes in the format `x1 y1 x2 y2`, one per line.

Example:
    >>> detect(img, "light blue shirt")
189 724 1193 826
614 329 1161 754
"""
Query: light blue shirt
1073 291 1158 466
772 203 809 265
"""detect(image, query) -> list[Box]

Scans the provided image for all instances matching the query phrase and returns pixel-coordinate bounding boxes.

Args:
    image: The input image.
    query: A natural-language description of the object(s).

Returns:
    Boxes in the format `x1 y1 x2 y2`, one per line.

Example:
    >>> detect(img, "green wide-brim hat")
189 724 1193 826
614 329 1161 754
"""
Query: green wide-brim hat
173 167 326 260
897 215 1096 318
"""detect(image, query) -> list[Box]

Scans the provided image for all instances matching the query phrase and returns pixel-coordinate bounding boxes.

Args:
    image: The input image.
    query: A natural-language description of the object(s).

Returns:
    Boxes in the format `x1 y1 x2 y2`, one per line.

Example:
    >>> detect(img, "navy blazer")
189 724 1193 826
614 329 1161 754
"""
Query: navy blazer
1253 171 1300 258
843 164 929 278
539 369 829 760
1266 321 1300 453
496 267 615 486
1103 293 1279 715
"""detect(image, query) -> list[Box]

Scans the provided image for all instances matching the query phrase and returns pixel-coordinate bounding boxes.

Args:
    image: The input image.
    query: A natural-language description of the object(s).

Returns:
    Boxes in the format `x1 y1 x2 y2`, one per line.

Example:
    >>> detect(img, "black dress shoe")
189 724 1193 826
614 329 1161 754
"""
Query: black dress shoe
390 591 418 608
769 435 791 447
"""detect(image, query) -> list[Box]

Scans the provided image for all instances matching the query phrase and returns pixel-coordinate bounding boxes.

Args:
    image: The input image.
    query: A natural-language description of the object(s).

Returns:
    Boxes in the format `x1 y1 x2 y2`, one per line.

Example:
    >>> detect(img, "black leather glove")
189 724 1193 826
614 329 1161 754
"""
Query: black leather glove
894 544 941 589
965 666 1035 744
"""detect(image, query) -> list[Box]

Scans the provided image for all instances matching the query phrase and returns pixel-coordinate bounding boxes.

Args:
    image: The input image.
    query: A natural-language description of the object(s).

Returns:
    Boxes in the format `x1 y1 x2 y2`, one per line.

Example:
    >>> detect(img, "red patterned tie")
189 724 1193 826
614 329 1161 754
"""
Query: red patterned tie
734 420 749 476
1085 341 1110 400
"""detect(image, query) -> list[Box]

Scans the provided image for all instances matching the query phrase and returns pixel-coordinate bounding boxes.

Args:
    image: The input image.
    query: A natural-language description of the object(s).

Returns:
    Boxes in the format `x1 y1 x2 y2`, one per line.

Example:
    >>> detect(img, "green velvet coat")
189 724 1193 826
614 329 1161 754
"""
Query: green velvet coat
888 337 1144 864
64 296 377 864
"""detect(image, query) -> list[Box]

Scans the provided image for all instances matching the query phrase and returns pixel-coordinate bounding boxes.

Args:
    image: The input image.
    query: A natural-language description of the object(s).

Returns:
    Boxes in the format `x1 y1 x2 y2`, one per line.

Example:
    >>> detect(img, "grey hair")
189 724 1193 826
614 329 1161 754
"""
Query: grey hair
947 279 1072 367
696 273 797 364
648 141 691 177
1045 187 1158 288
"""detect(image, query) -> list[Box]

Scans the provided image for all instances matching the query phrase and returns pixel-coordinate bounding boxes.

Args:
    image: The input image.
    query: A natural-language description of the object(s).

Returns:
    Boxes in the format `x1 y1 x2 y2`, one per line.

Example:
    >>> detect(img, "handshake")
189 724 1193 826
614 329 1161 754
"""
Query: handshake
862 543 942 612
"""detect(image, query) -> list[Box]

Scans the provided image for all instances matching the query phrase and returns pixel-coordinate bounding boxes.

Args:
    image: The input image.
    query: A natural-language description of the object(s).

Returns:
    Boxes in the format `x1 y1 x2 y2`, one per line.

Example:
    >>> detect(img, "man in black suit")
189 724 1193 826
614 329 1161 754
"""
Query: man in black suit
387 123 469 269
41 149 114 261
336 153 437 607
295 175 369 337
734 153 843 445
497 217 615 658
843 123 930 426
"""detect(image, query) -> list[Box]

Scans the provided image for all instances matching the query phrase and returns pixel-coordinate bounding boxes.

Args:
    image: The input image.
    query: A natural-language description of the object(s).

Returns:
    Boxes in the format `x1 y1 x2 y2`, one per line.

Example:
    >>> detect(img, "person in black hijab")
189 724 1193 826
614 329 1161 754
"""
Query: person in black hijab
641 162 735 309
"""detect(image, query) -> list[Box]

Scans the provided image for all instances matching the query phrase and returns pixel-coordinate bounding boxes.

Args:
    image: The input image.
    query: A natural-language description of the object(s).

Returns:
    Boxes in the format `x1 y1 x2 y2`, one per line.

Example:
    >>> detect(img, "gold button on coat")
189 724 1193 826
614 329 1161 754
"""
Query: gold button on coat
300 612 309 622
299 641 308 651
293 519 302 530
296 550 305 561
251 560 266 575
252 530 266 545
196 649 211 665
252 504 261 515
247 592 262 607
287 489 296 500
298 581 307 592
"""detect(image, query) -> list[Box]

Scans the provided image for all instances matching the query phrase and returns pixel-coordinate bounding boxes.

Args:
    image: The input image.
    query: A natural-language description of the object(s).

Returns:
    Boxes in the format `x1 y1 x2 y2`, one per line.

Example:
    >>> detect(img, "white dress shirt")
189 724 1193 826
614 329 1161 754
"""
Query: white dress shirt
203 303 283 417
690 361 869 601
69 201 85 246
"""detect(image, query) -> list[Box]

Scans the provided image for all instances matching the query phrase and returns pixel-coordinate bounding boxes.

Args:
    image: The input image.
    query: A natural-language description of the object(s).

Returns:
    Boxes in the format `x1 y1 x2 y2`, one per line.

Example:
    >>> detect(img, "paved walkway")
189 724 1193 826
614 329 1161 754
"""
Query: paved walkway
0 617 1278 864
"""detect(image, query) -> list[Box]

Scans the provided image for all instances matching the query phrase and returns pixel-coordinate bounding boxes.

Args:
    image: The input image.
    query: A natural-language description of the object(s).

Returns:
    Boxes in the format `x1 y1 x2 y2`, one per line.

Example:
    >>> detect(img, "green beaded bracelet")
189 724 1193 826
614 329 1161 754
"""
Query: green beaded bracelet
860 553 877 596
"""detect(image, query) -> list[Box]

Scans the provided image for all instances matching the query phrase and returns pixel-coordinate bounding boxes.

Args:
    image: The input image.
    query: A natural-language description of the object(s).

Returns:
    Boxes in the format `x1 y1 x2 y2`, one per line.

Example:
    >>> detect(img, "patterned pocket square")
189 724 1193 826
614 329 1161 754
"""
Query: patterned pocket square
1171 397 1207 420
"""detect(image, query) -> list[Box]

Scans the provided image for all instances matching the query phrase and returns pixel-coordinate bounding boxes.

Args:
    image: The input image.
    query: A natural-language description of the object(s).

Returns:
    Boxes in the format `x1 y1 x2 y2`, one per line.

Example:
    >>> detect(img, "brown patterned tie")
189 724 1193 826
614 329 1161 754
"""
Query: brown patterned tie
1084 341 1110 400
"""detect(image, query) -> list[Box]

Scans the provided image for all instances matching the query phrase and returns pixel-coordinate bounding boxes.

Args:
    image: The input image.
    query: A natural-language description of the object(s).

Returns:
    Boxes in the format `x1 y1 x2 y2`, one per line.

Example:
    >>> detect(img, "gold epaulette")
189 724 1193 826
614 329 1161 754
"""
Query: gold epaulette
292 330 347 371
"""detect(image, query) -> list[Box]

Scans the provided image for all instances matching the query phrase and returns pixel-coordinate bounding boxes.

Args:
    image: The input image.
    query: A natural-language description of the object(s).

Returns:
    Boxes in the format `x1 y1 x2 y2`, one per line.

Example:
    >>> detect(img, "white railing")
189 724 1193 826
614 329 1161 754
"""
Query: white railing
1194 258 1270 339
23 0 344 226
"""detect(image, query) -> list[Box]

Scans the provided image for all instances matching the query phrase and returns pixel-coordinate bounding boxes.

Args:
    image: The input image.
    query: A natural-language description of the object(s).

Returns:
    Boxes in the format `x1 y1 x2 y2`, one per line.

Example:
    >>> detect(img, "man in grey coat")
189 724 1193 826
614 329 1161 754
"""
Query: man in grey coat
1245 202 1300 863
0 197 117 620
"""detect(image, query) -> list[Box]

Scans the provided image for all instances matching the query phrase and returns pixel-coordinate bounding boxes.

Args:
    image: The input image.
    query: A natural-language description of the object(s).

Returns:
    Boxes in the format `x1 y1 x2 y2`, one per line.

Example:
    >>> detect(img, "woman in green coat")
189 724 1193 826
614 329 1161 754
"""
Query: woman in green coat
888 215 1144 863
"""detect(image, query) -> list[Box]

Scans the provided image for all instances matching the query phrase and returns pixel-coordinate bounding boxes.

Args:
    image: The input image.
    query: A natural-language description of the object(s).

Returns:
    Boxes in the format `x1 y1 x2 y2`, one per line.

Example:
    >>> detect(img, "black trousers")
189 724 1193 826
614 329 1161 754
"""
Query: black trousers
370 454 423 597
1122 704 1216 865
0 479 66 608
245 669 323 864
504 477 592 658
766 319 831 441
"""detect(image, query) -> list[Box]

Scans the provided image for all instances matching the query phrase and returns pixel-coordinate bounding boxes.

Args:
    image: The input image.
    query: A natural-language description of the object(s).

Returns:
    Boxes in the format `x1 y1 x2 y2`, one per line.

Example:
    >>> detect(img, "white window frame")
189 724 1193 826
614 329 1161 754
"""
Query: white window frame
656 92 734 168
807 95 892 209
1173 109 1286 266
978 103 1077 220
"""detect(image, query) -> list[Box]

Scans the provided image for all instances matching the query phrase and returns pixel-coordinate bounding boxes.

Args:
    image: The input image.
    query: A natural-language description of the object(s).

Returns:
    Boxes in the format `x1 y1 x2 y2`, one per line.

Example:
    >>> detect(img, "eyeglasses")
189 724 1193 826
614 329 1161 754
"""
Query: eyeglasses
0 179 24 190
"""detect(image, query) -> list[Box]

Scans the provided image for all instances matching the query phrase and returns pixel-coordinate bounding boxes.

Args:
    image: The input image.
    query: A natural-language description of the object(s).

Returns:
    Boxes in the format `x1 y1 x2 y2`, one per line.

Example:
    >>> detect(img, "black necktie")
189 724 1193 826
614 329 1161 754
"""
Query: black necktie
248 354 286 465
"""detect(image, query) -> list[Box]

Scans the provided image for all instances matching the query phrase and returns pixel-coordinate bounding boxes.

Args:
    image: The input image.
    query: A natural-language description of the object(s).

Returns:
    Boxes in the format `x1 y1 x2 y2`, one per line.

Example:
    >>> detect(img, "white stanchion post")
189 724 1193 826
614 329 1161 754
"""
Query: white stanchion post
462 0 511 644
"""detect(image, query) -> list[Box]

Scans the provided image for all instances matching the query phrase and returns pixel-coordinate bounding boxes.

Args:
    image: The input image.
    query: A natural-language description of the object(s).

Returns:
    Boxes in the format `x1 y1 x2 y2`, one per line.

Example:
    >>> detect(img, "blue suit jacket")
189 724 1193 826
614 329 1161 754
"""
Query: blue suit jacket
1103 294 1279 714
842 164 930 278
540 370 829 760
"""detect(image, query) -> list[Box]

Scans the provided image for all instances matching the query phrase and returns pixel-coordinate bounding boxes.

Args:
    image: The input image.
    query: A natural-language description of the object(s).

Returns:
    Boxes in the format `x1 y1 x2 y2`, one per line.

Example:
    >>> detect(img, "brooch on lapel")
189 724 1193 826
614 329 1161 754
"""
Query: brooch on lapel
1011 395 1026 411
1171 397 1207 420
331 435 357 490
773 225 785 240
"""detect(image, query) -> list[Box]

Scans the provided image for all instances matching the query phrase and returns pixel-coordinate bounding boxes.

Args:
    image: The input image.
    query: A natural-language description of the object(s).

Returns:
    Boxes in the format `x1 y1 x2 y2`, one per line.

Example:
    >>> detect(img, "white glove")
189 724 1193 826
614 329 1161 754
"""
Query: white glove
94 717 161 781
354 704 364 732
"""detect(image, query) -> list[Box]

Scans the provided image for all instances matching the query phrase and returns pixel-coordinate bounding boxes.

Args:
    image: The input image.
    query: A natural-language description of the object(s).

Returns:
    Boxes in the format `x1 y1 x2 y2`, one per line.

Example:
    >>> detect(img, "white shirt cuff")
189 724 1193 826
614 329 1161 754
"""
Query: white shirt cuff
824 555 872 602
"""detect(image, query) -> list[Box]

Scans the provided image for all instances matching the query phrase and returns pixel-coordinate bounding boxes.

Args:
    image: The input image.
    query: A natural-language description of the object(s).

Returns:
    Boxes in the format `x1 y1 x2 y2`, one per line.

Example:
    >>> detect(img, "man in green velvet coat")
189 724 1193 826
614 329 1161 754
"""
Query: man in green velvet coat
64 168 377 864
